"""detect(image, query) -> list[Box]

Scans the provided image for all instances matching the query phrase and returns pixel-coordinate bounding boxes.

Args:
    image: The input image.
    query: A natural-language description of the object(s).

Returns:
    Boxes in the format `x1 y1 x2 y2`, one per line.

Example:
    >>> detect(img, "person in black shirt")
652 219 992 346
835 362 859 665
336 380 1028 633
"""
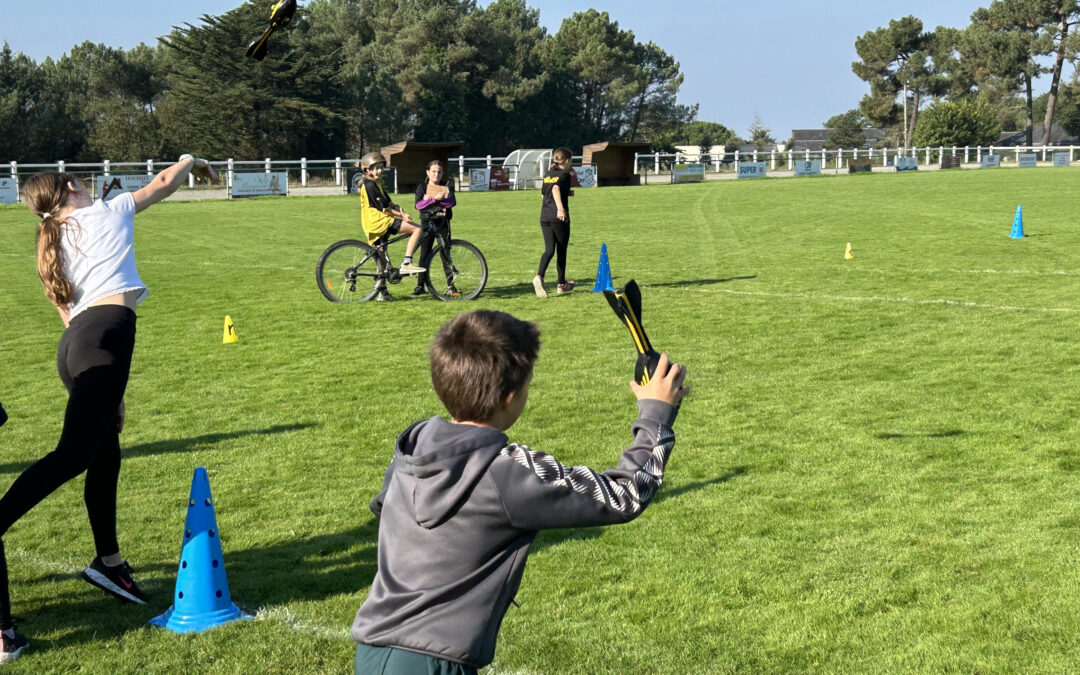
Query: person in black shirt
412 161 458 297
533 147 575 298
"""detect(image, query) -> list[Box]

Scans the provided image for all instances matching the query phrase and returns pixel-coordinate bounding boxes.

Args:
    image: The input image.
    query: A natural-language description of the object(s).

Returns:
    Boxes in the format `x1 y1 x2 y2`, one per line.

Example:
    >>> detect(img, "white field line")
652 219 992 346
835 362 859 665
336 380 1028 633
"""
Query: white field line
763 265 1080 277
717 287 1080 313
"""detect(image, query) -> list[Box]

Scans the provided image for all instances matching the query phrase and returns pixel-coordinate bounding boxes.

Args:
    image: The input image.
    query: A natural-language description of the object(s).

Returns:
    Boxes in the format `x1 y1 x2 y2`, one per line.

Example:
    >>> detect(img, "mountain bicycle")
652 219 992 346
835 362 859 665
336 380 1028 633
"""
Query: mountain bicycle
316 224 487 302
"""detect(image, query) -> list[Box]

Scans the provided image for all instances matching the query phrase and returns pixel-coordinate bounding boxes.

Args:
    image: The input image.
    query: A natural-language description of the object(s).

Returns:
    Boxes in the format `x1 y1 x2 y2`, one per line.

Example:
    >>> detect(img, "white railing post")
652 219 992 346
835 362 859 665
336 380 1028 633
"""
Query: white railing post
789 149 794 170
458 155 465 186
265 157 271 174
752 150 758 162
977 146 982 162
486 155 492 169
147 159 154 176
925 146 930 165
770 150 775 170
964 146 969 164
103 159 111 177
301 157 307 187
334 157 341 186
228 158 235 188
654 151 660 174
58 160 66 174
805 148 810 161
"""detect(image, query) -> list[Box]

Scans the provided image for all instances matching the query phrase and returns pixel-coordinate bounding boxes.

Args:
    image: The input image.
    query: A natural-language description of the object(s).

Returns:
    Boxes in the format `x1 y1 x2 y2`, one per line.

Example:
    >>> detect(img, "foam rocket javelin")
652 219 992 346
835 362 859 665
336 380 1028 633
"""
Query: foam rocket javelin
603 279 663 385
246 0 297 61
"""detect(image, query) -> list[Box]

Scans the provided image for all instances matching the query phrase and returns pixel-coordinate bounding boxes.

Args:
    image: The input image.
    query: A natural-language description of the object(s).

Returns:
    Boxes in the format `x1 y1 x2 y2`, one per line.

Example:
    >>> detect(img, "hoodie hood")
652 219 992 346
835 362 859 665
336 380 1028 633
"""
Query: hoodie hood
394 416 508 528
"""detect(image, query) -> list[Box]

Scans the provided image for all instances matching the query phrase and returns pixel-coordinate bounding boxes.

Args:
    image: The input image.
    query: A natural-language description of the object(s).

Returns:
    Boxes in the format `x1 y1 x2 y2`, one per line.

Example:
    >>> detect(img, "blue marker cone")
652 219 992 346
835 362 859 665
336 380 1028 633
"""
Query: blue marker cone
591 243 615 292
1010 205 1025 238
150 467 251 633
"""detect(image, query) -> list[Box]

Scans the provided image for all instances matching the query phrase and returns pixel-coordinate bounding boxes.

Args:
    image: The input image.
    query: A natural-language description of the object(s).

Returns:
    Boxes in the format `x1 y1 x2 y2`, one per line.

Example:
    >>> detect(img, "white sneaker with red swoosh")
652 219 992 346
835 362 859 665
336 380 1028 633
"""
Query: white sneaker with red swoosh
82 558 148 604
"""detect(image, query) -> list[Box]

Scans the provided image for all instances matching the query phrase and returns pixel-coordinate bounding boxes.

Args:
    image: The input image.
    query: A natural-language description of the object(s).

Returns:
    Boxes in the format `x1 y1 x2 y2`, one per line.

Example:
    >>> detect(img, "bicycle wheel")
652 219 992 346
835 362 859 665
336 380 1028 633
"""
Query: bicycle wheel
316 239 382 302
424 240 487 301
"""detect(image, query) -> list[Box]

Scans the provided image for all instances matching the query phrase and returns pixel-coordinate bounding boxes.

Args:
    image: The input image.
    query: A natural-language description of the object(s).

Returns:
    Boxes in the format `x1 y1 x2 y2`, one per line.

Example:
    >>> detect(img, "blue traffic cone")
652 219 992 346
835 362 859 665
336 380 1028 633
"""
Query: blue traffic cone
591 243 615 292
150 467 251 633
1010 205 1025 238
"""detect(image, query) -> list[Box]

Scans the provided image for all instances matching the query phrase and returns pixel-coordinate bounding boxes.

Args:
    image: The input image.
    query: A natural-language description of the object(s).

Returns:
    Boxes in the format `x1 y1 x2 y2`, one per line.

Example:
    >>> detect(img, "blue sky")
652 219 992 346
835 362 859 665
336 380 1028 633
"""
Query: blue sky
2 1 1072 143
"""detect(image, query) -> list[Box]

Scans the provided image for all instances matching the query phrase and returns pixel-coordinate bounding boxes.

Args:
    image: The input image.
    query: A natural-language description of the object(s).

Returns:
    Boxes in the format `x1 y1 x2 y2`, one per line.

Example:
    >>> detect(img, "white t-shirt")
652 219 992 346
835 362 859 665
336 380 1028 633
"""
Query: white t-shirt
62 192 148 318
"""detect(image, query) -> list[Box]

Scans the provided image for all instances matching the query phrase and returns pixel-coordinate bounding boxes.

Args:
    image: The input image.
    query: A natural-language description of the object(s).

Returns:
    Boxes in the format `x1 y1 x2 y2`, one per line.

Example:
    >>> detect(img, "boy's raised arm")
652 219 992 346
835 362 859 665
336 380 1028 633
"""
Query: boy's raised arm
490 398 678 530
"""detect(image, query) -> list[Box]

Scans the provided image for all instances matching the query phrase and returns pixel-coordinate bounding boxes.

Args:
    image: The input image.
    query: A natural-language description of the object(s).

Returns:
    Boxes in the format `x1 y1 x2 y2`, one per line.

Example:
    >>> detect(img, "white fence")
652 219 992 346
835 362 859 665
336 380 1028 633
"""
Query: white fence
3 145 1077 203
633 145 1080 175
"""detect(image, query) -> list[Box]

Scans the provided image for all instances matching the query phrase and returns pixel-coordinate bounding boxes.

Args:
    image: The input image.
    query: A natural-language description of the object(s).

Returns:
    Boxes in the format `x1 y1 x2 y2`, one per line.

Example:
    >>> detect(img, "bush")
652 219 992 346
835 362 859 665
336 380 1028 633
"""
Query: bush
913 100 1000 148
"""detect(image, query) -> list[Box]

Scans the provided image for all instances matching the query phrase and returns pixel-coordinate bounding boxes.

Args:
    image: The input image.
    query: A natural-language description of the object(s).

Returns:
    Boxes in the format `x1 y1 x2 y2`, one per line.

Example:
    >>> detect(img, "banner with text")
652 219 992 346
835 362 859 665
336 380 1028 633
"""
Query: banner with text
794 160 821 176
981 155 1001 168
1017 153 1038 168
0 177 17 204
1053 152 1071 167
673 164 705 183
94 174 153 201
895 157 918 171
737 162 767 179
231 171 288 198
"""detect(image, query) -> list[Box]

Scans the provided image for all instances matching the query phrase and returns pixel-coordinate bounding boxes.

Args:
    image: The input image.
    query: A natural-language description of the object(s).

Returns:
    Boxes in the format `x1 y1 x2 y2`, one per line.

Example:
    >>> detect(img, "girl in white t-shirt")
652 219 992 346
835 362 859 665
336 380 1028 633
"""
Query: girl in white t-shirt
0 156 216 663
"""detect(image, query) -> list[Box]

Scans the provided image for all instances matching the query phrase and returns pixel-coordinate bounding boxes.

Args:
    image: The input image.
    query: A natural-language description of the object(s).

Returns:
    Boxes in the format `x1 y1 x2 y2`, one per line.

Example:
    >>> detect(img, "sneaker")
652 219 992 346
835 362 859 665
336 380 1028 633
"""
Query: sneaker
411 285 426 296
557 280 576 294
532 275 547 299
375 290 395 302
446 286 462 298
0 629 28 663
399 262 427 275
81 557 148 604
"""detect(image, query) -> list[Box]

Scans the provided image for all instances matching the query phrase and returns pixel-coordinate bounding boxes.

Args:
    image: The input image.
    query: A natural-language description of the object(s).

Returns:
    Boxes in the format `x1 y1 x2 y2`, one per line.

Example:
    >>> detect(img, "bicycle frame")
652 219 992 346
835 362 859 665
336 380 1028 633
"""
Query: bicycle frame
353 226 450 285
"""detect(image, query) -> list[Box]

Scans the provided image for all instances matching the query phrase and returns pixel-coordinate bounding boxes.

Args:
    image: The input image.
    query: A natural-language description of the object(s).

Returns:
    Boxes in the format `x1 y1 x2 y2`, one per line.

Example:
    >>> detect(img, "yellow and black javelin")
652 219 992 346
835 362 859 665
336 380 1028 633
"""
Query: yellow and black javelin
603 279 662 385
246 0 298 61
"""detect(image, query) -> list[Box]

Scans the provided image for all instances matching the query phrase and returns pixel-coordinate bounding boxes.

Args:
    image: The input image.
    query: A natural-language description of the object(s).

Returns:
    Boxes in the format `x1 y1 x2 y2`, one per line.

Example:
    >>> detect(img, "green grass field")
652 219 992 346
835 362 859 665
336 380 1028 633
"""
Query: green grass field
3 168 1080 673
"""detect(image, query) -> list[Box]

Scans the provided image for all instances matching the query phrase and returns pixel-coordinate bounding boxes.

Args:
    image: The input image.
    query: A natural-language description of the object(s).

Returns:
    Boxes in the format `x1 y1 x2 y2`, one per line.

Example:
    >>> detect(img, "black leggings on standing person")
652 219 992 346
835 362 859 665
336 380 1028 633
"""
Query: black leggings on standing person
415 220 454 289
0 305 136 630
538 220 570 285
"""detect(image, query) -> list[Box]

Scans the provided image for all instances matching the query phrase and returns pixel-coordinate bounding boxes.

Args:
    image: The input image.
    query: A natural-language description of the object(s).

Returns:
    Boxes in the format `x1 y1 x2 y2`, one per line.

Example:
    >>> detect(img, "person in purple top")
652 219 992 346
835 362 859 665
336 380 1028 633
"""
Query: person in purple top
412 160 459 297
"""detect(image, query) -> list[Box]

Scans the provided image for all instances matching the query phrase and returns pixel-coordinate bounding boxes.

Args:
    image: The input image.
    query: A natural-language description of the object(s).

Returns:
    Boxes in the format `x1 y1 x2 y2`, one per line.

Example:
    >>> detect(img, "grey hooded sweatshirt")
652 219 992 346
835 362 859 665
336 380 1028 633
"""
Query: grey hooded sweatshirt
351 399 678 669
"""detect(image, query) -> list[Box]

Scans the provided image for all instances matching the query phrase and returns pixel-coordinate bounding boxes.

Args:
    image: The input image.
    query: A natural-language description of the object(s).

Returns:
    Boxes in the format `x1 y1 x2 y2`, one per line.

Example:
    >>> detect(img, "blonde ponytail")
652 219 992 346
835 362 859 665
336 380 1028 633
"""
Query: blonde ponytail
25 172 75 308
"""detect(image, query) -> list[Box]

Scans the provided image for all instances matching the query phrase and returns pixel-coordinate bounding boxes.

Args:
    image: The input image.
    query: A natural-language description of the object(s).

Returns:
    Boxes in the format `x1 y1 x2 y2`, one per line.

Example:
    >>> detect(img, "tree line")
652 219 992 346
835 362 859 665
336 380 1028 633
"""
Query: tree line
0 0 704 164
848 0 1080 150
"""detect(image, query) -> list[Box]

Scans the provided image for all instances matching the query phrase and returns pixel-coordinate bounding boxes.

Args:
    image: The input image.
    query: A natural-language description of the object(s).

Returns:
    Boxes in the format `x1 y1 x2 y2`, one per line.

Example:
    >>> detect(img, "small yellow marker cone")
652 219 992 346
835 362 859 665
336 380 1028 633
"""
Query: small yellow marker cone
844 242 854 260
223 315 239 344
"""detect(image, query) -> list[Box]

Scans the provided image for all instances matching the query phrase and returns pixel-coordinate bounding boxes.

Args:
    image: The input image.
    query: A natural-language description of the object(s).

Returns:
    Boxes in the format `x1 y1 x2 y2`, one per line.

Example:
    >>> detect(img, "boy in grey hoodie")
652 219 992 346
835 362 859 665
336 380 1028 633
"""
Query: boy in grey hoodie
351 310 688 674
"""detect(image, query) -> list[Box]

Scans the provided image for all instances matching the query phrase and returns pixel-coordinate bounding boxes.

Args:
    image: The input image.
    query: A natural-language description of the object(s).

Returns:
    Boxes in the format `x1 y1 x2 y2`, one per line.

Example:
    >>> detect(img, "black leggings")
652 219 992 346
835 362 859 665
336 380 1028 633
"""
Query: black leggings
415 220 454 288
538 220 571 285
0 305 136 629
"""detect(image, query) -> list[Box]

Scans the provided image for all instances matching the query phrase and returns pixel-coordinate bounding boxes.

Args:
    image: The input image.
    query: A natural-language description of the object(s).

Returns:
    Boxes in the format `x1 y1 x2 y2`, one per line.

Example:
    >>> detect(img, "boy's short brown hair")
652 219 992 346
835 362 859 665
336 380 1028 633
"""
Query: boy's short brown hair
430 310 541 423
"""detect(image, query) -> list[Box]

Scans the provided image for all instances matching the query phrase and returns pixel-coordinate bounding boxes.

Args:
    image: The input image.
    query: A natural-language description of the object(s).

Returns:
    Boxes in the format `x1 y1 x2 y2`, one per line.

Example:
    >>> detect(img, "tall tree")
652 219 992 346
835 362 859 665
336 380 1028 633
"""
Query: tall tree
968 4 1042 144
852 16 936 147
823 109 868 149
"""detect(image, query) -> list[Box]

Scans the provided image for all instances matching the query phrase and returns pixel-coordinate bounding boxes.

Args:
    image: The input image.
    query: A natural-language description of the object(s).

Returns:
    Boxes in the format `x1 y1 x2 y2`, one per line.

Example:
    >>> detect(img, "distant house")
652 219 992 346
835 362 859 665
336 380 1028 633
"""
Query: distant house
997 123 1080 146
789 128 887 151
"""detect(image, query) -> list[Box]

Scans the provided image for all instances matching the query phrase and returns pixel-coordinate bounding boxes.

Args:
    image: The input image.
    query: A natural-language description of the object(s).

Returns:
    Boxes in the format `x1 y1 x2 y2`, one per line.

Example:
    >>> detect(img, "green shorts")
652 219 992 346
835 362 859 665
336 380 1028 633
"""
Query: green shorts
354 643 478 675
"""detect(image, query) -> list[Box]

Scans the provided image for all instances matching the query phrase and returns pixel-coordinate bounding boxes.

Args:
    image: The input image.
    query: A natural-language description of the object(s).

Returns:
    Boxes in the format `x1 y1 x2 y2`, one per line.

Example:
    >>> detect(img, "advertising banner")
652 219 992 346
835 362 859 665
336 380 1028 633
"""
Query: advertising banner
231 171 288 198
572 165 597 187
1017 153 1038 168
1053 152 1071 167
895 157 918 171
0 177 17 204
488 167 511 191
794 160 822 176
981 155 1001 168
737 162 767 179
673 164 705 183
94 174 153 201
468 168 489 191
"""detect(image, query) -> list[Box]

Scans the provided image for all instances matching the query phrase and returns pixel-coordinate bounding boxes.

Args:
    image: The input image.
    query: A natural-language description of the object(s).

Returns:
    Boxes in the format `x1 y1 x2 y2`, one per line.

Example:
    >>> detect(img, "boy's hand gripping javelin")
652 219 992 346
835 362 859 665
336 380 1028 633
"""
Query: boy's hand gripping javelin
604 280 688 406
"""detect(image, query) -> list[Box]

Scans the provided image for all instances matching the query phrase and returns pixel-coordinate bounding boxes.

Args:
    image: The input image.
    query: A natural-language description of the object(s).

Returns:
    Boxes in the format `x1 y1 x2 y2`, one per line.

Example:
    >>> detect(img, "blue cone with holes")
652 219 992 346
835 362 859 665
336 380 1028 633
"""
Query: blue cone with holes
150 467 251 633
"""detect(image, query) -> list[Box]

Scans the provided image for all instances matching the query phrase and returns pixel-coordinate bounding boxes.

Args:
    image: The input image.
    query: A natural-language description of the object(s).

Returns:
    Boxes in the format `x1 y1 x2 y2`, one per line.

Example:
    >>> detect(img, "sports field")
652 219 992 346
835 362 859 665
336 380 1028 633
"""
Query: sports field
2 168 1080 672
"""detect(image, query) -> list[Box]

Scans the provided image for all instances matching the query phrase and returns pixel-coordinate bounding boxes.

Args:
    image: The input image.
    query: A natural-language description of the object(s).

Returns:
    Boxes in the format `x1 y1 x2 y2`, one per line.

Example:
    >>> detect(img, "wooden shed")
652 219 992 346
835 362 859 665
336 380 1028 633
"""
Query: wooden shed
581 141 651 187
379 141 466 194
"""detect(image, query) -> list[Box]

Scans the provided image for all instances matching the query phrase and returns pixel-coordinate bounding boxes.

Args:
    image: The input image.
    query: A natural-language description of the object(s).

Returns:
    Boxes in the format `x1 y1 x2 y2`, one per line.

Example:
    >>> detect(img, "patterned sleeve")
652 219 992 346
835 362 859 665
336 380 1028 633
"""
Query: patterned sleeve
489 400 677 530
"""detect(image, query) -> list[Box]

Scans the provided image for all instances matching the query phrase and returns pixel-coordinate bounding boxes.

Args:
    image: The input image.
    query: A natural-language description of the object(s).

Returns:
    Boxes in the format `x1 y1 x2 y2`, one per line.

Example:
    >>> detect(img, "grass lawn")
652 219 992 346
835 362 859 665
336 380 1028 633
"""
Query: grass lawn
2 167 1080 672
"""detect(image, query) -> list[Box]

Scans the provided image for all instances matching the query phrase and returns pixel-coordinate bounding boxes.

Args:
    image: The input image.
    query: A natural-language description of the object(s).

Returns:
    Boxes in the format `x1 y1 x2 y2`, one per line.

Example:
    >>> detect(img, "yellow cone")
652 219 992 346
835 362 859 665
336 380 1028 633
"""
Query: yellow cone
223 315 239 344
844 242 854 260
